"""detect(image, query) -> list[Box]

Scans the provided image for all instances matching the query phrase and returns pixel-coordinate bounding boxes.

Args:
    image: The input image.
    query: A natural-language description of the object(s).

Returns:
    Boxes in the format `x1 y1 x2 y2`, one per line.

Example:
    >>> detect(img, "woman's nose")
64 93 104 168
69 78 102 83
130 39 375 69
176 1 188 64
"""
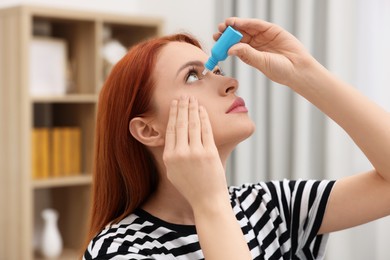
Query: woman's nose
220 77 239 95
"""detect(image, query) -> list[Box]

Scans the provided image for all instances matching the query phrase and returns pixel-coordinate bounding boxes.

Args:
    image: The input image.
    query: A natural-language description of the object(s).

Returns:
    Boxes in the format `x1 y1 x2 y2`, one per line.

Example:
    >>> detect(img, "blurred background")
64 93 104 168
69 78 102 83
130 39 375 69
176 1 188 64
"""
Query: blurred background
0 0 389 259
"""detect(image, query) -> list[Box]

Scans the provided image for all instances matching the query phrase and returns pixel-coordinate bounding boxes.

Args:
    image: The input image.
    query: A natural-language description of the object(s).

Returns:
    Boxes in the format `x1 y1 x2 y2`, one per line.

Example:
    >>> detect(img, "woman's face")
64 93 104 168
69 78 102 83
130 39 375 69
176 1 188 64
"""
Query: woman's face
151 41 255 150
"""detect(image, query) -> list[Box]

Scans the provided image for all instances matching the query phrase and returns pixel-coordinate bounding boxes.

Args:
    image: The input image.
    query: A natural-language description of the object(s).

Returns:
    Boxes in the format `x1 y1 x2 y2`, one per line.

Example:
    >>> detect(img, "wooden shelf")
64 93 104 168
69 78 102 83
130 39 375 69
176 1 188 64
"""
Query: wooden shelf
0 4 162 260
34 248 81 260
31 94 98 103
32 175 92 189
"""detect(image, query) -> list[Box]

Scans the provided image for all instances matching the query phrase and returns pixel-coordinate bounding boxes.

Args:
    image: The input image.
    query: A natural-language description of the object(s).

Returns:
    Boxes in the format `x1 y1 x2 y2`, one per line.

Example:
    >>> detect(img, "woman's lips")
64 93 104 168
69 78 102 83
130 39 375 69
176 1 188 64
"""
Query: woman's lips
226 97 248 113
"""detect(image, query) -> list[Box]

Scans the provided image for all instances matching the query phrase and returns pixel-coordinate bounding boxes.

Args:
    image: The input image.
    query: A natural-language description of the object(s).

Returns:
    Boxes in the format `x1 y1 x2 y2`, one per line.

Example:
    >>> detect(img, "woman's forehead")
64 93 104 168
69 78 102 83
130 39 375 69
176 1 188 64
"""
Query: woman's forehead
157 42 207 66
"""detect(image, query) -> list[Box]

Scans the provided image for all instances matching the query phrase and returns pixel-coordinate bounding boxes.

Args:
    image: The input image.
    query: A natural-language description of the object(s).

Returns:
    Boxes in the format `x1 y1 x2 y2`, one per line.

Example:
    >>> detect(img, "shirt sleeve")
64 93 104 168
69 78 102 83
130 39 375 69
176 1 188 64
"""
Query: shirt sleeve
229 179 335 259
261 179 335 259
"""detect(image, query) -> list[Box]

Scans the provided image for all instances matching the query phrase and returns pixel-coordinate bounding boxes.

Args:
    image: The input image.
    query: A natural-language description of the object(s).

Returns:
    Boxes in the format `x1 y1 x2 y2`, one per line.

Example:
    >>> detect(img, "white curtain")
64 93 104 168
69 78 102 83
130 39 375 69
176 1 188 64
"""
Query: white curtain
216 0 390 259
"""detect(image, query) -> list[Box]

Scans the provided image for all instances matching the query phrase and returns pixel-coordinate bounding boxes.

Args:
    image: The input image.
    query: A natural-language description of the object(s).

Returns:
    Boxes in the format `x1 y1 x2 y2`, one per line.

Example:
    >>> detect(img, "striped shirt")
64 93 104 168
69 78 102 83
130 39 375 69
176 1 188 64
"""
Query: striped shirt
84 179 335 260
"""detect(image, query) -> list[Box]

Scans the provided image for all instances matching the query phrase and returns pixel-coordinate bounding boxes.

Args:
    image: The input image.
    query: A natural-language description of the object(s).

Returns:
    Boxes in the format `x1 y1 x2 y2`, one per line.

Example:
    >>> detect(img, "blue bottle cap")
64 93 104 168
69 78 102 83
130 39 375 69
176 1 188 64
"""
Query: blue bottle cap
204 26 243 72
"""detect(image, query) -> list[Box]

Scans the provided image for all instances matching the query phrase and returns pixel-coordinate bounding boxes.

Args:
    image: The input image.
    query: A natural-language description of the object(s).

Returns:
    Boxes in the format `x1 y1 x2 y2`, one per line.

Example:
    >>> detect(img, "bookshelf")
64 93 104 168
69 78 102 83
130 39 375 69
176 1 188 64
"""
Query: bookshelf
0 5 162 260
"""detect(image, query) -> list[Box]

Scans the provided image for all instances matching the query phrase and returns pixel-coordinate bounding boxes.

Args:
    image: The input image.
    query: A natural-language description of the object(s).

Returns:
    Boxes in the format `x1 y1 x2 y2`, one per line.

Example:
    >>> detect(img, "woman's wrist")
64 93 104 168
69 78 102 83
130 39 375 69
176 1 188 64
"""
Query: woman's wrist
288 55 322 89
288 56 332 100
191 190 232 216
192 191 252 260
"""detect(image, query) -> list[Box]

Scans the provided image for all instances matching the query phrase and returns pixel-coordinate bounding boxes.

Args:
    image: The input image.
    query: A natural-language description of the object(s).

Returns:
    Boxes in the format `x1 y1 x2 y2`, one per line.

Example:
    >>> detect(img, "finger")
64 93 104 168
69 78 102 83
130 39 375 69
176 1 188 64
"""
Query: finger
164 99 178 152
223 17 279 44
215 18 245 41
199 105 216 149
176 96 189 147
224 17 239 28
217 22 228 34
228 43 267 71
215 19 242 41
188 96 201 147
213 32 223 42
225 17 272 32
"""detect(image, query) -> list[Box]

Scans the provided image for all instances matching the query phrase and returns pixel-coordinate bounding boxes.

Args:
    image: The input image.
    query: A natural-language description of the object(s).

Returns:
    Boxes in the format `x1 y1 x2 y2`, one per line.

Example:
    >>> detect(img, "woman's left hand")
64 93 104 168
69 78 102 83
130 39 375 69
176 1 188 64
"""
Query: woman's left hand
163 96 229 210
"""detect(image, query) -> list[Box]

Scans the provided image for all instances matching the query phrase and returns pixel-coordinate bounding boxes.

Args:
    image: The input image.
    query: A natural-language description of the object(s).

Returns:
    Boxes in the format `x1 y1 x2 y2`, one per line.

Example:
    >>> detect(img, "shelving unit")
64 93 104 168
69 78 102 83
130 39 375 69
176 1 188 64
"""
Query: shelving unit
0 5 162 260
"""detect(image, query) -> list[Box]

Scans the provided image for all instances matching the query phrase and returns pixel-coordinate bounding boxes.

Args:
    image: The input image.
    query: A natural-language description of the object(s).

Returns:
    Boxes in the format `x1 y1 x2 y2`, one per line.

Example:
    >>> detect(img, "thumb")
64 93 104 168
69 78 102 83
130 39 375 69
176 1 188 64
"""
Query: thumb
228 43 267 71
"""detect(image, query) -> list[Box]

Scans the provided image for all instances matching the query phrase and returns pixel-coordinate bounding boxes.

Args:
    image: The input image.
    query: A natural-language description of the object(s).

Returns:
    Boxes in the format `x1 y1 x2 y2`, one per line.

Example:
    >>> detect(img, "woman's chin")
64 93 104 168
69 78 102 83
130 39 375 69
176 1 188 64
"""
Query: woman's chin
238 120 256 141
215 121 256 148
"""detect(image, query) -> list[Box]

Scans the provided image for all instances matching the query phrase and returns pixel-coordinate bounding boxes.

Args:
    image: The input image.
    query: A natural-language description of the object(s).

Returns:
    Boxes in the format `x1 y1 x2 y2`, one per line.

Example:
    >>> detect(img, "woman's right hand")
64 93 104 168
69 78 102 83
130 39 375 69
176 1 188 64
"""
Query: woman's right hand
163 96 252 260
162 96 229 211
215 17 318 87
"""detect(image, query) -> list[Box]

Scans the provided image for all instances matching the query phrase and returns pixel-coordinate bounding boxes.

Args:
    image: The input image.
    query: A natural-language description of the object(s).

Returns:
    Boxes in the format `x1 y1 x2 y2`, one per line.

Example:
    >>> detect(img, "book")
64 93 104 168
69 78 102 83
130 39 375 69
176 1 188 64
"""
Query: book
62 127 72 176
62 127 82 175
31 128 50 179
51 127 63 177
70 127 81 175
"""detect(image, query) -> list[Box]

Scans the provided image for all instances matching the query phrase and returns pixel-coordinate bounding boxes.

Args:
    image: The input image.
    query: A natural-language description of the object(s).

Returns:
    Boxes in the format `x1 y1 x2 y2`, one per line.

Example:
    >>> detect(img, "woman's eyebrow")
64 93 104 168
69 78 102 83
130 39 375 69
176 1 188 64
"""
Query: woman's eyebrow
176 60 204 76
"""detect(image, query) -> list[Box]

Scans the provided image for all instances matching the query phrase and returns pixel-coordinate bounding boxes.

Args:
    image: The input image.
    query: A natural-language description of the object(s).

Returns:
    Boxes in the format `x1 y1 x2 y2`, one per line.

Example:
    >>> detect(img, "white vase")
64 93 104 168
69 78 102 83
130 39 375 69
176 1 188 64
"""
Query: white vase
41 208 63 258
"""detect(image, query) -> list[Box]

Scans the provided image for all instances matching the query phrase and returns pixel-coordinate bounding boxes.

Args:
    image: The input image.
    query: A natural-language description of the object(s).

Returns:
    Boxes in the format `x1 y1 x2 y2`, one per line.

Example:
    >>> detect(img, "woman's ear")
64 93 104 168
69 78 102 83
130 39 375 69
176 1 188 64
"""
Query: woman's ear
129 117 164 147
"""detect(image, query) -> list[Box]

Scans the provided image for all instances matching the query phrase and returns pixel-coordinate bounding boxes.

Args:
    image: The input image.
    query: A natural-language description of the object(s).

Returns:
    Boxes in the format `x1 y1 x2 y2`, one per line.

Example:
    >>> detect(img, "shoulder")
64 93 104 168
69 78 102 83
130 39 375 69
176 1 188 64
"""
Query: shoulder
228 179 335 211
84 212 154 259
84 209 201 259
229 179 335 197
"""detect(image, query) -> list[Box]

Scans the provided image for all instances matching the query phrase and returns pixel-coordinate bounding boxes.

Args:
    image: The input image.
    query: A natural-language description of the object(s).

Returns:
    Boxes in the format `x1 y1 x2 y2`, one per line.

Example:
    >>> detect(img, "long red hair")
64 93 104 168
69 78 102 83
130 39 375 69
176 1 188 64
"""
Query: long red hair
85 33 202 247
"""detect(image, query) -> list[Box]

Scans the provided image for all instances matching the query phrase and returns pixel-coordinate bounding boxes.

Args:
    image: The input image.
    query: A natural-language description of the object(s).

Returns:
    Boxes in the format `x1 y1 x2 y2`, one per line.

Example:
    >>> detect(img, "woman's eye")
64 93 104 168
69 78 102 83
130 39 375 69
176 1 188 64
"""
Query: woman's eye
186 71 200 83
213 68 224 76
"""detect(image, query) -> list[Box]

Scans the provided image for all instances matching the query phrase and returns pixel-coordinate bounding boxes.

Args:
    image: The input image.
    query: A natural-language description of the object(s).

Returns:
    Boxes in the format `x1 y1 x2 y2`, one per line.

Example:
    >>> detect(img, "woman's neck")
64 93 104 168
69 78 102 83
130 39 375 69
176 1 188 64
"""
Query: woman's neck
141 177 196 225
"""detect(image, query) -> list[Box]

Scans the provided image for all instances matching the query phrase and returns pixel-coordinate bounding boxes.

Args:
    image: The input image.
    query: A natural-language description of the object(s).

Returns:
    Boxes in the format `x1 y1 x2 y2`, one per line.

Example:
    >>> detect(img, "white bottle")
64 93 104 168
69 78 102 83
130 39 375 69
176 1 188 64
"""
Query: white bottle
41 208 63 258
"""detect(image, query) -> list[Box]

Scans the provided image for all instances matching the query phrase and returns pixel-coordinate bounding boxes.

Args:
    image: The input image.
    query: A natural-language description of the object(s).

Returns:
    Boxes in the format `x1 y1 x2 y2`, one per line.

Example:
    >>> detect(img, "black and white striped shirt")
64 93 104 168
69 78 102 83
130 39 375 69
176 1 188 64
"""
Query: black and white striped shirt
84 179 335 260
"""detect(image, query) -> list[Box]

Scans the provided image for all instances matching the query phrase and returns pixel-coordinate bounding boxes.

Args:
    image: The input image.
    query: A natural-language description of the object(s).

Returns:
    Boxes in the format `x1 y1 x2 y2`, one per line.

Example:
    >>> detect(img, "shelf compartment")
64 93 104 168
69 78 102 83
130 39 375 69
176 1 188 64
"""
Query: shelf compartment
32 16 97 95
100 22 160 83
33 185 91 258
33 103 96 174
103 22 159 49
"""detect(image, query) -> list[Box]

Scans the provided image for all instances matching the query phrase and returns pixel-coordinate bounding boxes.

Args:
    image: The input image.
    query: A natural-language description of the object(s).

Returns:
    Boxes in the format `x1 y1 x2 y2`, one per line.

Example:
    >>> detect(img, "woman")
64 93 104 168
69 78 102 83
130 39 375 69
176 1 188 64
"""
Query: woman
83 17 390 259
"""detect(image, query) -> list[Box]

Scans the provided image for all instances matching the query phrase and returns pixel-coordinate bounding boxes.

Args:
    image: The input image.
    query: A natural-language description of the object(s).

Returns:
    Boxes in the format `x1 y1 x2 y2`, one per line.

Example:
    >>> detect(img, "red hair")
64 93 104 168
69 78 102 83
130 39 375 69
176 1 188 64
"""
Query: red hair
85 34 202 247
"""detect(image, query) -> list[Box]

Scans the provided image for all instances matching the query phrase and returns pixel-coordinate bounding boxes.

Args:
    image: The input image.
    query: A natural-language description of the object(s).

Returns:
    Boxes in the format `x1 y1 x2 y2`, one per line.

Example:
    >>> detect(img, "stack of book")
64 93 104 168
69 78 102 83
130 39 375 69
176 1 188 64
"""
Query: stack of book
31 127 81 179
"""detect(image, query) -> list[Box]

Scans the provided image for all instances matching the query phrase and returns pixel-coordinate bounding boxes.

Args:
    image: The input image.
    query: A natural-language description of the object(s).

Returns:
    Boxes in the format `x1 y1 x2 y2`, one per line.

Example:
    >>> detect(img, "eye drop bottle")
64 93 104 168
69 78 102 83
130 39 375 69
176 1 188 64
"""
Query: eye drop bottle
202 26 243 75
